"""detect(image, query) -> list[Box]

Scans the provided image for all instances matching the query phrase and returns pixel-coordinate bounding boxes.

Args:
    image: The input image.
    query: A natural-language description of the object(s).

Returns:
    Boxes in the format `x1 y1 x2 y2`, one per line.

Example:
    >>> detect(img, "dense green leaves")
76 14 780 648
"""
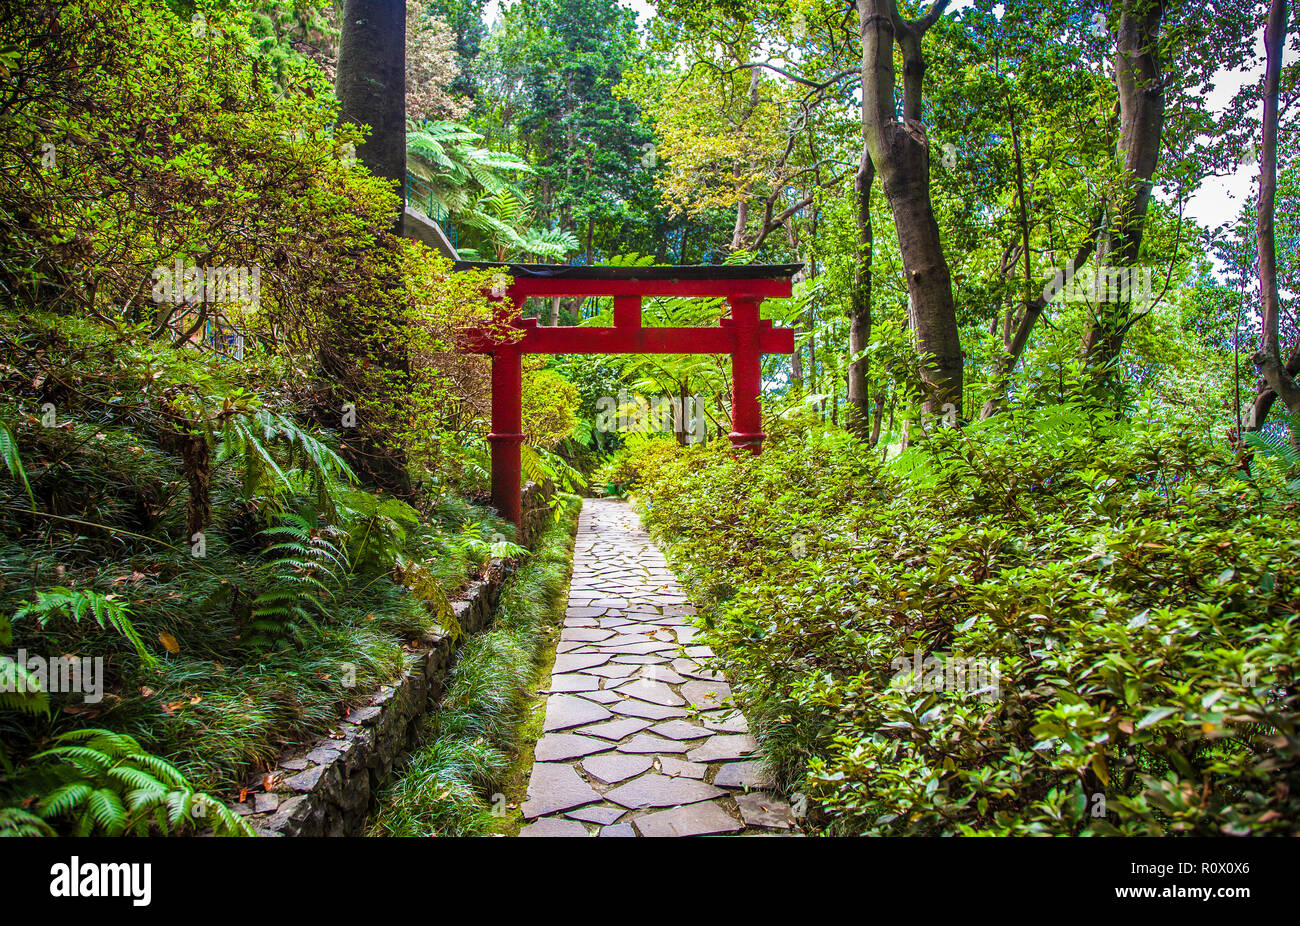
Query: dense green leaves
620 405 1300 835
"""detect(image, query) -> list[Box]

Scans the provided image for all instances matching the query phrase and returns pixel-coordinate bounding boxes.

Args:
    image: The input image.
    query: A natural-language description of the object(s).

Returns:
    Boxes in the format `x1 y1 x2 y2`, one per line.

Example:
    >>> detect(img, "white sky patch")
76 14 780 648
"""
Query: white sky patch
485 0 653 28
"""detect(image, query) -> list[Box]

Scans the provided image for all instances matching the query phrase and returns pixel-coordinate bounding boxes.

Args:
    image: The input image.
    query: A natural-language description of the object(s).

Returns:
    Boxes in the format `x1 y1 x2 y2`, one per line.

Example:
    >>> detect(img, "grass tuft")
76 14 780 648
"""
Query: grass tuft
368 494 580 837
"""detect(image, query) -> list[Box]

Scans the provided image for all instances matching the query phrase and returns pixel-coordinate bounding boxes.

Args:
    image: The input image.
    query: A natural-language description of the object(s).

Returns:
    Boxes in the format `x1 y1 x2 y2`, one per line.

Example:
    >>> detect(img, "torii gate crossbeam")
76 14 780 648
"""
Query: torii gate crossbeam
456 262 799 529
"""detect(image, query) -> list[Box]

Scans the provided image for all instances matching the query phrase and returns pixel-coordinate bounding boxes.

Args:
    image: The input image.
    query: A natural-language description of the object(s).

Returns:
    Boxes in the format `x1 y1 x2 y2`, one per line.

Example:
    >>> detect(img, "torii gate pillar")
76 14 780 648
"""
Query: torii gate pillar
488 344 526 528
726 296 765 450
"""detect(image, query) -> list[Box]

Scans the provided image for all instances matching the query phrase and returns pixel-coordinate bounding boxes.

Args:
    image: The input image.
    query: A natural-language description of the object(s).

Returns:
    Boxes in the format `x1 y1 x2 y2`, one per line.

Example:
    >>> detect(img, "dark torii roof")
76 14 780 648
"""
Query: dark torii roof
452 261 802 281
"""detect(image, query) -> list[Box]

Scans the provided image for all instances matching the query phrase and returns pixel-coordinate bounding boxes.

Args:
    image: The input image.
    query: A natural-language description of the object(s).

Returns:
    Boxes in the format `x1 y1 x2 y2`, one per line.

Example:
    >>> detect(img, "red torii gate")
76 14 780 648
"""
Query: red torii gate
457 262 799 529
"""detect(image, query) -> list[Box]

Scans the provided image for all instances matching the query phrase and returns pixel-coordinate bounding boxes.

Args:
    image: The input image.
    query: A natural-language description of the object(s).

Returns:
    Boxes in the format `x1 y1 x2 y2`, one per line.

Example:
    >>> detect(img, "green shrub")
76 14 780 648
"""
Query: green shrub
626 405 1300 835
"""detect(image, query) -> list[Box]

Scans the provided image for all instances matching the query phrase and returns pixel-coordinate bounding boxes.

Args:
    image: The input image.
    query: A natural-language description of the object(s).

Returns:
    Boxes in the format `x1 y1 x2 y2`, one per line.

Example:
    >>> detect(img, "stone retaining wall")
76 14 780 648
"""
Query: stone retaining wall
233 482 553 837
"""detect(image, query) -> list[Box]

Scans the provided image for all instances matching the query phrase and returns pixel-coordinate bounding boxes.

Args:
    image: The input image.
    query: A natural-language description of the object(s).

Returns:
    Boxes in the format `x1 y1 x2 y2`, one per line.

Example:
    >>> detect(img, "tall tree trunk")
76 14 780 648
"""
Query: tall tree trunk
1251 0 1300 433
729 66 763 252
847 149 875 437
336 0 406 227
859 0 962 421
331 0 411 493
1082 0 1166 372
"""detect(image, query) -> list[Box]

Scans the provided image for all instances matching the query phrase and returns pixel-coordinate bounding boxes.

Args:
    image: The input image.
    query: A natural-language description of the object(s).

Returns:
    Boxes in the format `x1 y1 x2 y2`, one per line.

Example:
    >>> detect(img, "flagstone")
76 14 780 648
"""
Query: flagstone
700 709 750 734
712 759 772 790
516 499 796 839
585 663 640 678
576 689 623 704
657 757 708 779
604 774 725 809
681 679 733 707
649 720 713 740
533 733 610 762
687 734 757 763
609 699 688 721
519 817 591 837
614 679 686 707
546 673 602 693
577 716 654 740
734 791 793 829
543 694 612 732
616 734 691 755
521 763 602 819
565 804 627 825
636 665 687 685
552 653 611 674
633 801 742 837
560 627 616 642
581 752 653 784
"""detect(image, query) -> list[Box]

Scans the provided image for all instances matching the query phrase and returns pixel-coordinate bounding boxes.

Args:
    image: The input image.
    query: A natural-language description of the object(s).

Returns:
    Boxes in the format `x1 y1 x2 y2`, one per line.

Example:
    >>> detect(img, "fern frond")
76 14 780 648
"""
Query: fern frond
0 421 34 506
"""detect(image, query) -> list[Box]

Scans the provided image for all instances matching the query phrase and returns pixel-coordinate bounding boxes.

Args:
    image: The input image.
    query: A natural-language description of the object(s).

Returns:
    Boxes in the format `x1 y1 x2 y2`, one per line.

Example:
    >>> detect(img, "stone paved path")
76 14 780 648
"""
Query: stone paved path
518 498 797 837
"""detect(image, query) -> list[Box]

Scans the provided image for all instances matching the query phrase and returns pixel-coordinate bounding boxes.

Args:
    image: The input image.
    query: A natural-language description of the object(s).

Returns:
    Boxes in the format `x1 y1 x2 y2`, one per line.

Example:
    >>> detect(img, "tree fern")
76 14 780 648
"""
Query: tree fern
407 120 533 218
459 189 578 262
337 488 421 573
0 805 56 836
521 443 586 493
1246 411 1300 495
0 611 48 722
219 408 355 520
396 555 462 641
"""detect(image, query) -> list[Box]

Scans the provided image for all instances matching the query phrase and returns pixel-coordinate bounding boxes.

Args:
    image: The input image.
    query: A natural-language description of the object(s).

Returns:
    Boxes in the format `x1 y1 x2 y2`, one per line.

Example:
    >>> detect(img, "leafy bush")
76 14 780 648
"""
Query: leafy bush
0 0 512 828
621 406 1300 835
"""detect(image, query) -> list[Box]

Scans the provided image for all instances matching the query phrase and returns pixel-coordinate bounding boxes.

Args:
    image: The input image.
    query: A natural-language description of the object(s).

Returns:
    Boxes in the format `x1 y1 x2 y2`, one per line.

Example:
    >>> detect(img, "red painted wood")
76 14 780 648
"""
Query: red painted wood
488 346 524 531
460 269 796 528
461 324 793 355
726 297 764 451
501 277 792 299
613 295 641 328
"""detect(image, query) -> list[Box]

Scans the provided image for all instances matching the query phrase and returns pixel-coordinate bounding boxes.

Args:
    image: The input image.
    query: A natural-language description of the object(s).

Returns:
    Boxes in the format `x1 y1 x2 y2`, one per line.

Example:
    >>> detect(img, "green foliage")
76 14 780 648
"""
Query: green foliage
522 367 579 448
0 0 507 829
29 729 251 836
337 489 423 573
1245 412 1300 496
248 515 349 646
0 422 33 506
408 120 535 208
13 587 154 665
407 120 578 260
0 806 56 837
623 407 1300 835
522 444 586 494
219 406 356 519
